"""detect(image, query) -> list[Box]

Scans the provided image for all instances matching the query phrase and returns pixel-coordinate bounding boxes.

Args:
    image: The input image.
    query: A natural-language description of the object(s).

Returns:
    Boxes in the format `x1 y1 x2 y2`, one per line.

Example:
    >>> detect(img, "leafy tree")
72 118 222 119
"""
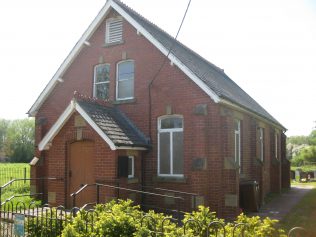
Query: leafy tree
4 118 35 163
308 130 316 146
0 119 9 153
287 135 309 145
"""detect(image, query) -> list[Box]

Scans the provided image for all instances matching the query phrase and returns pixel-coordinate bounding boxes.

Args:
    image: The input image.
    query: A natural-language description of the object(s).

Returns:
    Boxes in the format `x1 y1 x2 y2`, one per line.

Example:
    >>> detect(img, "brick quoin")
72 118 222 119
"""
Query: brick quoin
31 8 288 219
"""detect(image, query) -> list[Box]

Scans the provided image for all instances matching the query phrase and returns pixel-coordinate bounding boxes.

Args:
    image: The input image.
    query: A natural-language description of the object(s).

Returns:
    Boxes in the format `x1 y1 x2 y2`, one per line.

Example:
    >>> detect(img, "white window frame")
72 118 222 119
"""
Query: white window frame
105 17 123 44
234 119 241 172
116 60 134 101
259 127 264 162
275 132 279 160
158 115 184 177
128 156 134 178
93 63 110 99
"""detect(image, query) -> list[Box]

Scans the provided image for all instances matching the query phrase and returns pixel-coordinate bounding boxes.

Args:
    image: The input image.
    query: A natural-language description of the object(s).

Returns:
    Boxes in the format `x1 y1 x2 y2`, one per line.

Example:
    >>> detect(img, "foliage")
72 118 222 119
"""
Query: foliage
291 146 316 166
0 119 9 153
27 207 71 237
288 128 316 167
287 135 309 146
2 118 35 163
226 214 286 237
59 200 287 237
287 129 316 146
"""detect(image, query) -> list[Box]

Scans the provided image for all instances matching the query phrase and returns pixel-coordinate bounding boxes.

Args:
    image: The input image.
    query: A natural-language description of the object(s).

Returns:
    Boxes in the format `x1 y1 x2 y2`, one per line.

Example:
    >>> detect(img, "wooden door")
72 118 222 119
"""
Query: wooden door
68 141 95 208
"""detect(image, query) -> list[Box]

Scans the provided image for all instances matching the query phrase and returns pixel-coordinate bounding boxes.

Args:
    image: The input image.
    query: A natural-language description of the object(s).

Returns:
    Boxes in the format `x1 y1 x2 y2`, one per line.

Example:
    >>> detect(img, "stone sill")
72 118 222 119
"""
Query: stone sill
153 176 187 183
113 98 137 105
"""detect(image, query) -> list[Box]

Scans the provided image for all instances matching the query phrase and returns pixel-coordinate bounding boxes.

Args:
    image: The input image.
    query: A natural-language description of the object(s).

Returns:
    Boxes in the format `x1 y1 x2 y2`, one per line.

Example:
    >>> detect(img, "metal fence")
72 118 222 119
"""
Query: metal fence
0 166 30 189
0 201 310 237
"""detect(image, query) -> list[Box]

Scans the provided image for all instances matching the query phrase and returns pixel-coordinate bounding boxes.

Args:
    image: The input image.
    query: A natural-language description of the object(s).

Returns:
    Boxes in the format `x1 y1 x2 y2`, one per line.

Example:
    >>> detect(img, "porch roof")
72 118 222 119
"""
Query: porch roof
38 98 150 151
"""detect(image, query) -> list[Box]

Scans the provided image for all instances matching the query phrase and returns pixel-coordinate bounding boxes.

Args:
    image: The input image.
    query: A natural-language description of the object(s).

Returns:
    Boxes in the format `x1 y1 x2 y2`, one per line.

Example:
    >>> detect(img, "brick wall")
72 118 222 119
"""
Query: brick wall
32 8 287 218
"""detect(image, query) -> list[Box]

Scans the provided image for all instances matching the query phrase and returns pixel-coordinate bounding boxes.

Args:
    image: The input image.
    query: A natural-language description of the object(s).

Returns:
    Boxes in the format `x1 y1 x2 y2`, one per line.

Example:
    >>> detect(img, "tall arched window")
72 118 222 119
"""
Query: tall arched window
94 64 110 99
116 60 134 100
158 116 184 176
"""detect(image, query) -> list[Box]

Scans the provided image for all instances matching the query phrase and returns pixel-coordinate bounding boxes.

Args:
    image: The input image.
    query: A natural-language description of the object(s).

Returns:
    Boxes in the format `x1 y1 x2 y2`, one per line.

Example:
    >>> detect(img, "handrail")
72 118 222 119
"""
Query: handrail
142 185 198 197
1 177 63 189
95 183 184 201
0 177 63 205
70 182 185 219
70 184 90 197
1 193 43 206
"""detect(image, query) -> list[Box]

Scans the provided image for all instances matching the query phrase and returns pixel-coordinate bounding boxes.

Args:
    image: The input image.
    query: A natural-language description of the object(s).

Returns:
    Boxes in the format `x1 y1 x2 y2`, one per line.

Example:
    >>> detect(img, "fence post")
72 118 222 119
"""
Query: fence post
24 167 27 184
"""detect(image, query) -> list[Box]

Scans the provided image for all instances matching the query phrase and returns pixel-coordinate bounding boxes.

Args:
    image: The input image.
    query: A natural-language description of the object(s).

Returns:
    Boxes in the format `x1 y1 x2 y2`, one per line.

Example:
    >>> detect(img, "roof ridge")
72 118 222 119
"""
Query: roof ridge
112 0 226 76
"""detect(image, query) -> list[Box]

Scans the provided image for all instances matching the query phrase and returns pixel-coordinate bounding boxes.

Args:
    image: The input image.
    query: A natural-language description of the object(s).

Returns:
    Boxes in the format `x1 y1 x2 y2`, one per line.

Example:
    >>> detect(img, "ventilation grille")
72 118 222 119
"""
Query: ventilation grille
106 18 123 44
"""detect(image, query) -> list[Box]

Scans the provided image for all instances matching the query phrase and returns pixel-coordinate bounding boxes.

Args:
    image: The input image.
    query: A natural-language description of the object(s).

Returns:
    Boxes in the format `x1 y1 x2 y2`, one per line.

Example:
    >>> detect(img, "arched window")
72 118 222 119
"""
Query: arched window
116 60 134 100
94 64 110 99
158 116 184 176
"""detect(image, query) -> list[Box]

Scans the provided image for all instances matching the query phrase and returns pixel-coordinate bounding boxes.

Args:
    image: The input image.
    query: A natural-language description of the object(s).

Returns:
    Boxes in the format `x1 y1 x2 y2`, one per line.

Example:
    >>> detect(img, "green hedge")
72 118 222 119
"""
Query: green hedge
53 199 286 237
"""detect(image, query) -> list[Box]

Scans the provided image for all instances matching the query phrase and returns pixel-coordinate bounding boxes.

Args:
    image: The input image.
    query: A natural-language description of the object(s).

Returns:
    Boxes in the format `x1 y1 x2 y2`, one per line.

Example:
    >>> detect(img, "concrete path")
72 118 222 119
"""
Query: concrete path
249 185 314 220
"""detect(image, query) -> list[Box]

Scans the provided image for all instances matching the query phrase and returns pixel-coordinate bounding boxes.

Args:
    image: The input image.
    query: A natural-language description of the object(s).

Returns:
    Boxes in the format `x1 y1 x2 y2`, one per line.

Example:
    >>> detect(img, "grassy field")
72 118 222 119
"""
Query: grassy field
0 163 32 206
0 163 30 186
280 182 316 235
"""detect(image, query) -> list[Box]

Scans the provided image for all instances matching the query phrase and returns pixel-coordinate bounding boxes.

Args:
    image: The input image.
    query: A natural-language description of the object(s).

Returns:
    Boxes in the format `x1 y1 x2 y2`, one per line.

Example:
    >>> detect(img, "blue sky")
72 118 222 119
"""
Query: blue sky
0 0 315 136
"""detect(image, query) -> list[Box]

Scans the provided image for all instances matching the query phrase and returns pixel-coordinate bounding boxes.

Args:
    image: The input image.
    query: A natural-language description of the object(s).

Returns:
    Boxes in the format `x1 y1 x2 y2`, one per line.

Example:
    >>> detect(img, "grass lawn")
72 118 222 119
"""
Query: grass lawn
0 163 30 186
0 163 36 208
280 181 316 236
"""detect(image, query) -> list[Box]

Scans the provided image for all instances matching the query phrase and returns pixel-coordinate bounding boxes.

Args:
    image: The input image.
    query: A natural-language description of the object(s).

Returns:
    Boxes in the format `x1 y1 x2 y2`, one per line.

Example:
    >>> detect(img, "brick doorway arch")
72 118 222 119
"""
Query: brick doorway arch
68 140 95 208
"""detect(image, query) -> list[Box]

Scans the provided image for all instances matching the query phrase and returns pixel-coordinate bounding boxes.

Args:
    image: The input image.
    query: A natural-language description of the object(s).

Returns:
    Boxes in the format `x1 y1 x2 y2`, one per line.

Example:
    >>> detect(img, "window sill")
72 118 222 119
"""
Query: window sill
103 40 125 47
153 176 187 183
113 98 137 105
127 177 139 184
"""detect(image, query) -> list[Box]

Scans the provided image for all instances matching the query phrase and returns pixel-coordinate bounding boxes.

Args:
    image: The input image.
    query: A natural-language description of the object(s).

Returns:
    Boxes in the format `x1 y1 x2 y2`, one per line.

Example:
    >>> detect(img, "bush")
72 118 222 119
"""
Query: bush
59 200 287 237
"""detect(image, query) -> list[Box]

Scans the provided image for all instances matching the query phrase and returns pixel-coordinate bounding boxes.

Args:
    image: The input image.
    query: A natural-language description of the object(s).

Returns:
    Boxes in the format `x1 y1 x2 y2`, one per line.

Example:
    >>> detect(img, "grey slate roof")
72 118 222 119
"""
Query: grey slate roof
77 99 149 148
113 0 284 128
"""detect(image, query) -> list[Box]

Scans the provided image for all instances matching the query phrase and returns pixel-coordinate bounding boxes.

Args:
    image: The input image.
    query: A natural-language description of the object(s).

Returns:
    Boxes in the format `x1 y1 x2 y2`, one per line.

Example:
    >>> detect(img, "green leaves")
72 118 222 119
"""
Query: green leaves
0 118 35 162
60 200 287 237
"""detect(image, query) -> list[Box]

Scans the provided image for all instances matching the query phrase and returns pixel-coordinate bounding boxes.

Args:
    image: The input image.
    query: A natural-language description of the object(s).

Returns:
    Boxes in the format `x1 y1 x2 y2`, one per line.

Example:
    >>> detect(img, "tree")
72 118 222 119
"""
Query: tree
0 119 9 153
4 118 35 163
308 129 316 146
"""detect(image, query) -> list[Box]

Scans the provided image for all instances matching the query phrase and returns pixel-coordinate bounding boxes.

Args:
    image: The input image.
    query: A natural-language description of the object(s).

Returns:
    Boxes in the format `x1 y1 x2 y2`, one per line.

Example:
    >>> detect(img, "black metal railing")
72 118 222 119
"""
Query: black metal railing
0 177 63 203
70 183 186 223
0 200 310 237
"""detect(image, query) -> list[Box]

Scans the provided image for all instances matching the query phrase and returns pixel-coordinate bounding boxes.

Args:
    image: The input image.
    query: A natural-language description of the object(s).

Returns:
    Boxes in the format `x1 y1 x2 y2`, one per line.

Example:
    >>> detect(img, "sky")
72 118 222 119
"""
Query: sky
0 0 315 136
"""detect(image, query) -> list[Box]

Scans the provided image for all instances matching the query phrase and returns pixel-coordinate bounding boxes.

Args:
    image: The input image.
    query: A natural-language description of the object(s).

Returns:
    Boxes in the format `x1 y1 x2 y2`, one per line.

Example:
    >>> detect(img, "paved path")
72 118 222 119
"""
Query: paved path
249 185 314 220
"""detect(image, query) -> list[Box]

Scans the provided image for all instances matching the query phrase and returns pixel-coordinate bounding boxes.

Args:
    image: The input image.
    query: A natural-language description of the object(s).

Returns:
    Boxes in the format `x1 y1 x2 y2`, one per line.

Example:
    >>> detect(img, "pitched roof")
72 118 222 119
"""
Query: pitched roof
112 0 284 128
29 0 285 130
77 99 149 148
38 98 149 151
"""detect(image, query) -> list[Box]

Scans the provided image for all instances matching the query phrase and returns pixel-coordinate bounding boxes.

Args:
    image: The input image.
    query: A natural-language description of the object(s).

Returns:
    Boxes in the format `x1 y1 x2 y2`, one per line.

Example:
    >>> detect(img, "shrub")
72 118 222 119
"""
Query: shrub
51 200 288 237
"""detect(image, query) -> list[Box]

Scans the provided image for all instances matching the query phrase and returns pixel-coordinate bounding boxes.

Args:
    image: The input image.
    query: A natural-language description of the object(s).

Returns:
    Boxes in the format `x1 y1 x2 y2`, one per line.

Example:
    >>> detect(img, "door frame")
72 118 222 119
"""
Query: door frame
66 139 94 208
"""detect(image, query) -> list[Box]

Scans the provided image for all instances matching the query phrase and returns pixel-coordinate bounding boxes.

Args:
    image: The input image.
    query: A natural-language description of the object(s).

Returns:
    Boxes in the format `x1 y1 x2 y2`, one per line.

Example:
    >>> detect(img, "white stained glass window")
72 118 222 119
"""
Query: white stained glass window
94 64 110 100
